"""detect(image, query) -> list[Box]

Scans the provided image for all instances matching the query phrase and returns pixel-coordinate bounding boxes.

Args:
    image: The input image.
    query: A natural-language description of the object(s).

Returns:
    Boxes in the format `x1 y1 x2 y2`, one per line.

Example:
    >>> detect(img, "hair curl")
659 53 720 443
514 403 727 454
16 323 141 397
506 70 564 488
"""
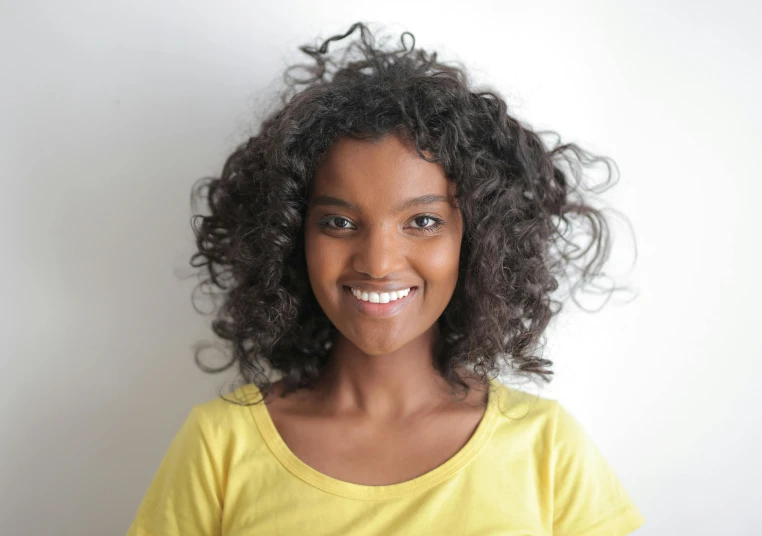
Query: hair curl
188 22 635 404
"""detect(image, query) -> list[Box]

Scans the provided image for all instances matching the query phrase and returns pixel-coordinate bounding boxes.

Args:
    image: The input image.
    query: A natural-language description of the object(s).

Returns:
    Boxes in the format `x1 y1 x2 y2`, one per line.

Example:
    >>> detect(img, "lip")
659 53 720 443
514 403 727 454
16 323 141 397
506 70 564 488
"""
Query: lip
342 286 418 318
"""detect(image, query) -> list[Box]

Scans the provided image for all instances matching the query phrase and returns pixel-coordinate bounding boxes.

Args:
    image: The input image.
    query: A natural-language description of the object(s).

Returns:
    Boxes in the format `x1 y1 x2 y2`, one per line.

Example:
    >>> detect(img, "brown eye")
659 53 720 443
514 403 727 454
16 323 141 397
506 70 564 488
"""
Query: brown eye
318 215 357 231
408 214 445 233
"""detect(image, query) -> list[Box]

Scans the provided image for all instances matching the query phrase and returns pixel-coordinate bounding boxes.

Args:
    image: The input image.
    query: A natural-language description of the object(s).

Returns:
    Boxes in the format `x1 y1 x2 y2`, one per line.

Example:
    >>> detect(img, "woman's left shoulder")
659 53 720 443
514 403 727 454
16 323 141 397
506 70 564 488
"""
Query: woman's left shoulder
488 379 646 535
488 378 562 425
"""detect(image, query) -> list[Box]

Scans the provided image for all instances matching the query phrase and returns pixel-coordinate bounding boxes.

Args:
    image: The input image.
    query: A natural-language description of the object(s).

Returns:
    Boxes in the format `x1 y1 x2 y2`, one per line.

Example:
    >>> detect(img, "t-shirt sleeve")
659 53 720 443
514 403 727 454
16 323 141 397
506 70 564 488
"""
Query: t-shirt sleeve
551 402 645 536
126 406 224 536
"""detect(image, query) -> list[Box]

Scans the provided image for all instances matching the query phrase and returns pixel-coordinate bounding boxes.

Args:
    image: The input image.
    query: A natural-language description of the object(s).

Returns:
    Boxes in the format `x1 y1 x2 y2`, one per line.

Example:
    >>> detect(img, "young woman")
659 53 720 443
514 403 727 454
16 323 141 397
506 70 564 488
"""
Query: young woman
127 22 644 535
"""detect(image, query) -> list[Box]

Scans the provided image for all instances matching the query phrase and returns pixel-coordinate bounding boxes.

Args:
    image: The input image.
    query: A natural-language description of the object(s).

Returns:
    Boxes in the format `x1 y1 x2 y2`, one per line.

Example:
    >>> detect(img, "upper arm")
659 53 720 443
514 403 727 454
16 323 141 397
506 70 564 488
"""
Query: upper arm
126 406 224 536
551 403 645 536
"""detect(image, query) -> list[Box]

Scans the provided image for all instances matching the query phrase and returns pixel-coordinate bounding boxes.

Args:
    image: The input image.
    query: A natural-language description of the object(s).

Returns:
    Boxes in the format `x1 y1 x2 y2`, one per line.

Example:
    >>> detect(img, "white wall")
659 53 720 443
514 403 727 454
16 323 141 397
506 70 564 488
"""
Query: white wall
2 1 760 534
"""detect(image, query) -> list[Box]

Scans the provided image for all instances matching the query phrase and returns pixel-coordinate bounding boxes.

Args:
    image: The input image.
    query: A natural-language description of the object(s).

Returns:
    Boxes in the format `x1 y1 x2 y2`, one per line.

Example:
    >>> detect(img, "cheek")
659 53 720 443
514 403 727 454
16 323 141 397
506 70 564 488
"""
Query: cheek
305 233 341 292
414 235 462 289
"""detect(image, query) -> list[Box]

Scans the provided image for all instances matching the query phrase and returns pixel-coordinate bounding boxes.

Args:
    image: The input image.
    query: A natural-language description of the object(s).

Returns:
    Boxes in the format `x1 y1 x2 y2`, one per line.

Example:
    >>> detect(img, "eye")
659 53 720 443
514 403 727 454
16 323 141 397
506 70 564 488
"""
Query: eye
317 215 357 231
407 214 445 234
316 214 445 234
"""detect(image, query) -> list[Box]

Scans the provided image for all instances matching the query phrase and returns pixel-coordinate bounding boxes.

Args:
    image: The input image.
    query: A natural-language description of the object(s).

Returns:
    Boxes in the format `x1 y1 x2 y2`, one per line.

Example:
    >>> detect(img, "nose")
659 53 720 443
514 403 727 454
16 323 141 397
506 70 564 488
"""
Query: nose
352 223 407 278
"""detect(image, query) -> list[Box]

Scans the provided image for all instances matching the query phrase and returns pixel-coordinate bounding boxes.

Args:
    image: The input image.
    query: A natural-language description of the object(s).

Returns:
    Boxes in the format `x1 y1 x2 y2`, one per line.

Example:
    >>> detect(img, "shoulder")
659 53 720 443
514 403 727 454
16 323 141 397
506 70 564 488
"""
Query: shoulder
487 379 610 467
489 379 614 455
489 378 562 429
489 380 645 534
486 380 567 467
187 382 270 445
126 384 268 536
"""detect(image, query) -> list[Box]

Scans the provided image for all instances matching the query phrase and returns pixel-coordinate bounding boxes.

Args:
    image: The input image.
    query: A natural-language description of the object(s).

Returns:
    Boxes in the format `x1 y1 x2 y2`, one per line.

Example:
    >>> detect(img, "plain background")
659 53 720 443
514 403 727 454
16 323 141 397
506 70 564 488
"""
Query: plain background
2 0 760 534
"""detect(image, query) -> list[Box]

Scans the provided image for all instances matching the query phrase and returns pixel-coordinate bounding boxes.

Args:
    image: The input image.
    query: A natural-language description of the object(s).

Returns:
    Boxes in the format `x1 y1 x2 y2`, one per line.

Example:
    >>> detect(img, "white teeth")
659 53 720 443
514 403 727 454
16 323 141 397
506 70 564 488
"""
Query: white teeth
351 287 412 303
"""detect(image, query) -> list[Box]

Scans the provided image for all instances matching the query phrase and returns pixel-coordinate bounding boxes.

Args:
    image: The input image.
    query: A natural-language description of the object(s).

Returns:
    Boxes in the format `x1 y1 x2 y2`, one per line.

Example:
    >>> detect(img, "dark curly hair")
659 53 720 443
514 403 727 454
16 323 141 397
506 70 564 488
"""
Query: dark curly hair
188 21 635 405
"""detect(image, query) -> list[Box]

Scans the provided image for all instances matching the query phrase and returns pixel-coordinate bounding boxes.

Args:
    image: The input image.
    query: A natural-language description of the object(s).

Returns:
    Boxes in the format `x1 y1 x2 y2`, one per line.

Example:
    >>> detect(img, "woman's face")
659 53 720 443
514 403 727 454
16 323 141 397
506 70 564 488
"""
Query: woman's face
304 133 464 355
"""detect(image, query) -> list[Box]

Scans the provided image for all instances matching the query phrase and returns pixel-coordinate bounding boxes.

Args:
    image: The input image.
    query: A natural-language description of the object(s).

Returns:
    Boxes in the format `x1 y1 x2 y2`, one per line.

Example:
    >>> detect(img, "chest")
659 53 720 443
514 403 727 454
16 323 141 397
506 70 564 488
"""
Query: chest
269 405 485 486
222 417 552 536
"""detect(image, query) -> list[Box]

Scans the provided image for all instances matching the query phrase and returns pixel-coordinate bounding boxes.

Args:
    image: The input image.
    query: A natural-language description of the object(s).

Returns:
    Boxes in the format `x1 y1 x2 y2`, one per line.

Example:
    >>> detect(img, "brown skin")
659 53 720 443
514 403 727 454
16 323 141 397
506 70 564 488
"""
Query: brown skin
264 133 489 485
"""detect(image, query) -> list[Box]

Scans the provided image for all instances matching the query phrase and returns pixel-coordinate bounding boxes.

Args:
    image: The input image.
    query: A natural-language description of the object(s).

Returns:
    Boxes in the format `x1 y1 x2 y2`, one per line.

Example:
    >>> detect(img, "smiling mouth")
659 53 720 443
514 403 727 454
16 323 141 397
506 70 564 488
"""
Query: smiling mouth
342 286 418 318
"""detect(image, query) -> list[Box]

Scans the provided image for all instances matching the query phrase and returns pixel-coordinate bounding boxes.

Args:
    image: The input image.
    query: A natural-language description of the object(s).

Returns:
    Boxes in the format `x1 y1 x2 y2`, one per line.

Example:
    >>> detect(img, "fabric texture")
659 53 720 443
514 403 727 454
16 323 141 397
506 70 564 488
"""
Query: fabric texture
126 378 644 535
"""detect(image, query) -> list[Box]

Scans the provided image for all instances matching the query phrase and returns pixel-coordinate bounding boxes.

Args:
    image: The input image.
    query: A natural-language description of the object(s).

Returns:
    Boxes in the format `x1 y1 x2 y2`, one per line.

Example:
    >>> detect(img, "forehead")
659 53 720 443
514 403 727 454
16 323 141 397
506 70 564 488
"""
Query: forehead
311 134 453 200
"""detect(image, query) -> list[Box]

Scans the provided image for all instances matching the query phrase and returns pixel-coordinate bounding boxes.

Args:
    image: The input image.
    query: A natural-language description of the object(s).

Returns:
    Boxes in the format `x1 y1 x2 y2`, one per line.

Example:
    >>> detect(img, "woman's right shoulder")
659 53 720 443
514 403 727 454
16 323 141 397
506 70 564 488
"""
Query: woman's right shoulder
189 382 271 442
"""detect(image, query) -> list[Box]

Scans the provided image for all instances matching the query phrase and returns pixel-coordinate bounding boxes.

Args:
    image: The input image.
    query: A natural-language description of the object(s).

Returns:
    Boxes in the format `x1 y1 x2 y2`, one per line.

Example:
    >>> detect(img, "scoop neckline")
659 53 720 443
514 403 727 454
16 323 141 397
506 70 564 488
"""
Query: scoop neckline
242 377 502 500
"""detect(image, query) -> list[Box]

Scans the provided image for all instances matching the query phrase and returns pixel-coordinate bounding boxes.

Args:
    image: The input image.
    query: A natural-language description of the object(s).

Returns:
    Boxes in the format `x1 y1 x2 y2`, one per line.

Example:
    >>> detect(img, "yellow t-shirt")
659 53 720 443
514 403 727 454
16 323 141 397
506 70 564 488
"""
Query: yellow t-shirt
127 378 644 535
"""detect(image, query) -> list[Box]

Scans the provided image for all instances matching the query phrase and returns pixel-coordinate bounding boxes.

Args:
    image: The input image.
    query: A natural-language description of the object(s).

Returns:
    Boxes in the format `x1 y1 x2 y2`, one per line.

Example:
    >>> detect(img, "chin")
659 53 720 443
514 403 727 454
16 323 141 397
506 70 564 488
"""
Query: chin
345 328 413 356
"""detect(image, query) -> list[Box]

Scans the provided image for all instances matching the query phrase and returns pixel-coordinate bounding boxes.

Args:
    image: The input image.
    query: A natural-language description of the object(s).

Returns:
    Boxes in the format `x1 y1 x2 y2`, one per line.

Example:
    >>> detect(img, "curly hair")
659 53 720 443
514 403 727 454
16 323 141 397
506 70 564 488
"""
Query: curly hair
188 21 634 405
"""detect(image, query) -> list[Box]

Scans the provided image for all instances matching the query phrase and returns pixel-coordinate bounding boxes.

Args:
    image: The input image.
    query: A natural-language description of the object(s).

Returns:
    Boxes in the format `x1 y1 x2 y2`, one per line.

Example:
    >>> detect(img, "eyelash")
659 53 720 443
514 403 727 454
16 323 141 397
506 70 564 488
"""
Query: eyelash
317 214 445 234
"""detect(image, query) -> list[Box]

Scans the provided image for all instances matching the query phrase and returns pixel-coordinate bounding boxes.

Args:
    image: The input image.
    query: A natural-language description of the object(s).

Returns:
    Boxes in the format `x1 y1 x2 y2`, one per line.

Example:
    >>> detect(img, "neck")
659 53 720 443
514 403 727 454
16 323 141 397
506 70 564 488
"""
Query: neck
310 326 462 422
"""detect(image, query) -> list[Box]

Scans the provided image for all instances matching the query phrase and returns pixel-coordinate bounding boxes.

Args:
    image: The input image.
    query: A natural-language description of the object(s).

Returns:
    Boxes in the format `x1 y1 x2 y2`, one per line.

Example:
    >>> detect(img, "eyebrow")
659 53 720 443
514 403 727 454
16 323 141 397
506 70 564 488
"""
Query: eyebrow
311 194 450 213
